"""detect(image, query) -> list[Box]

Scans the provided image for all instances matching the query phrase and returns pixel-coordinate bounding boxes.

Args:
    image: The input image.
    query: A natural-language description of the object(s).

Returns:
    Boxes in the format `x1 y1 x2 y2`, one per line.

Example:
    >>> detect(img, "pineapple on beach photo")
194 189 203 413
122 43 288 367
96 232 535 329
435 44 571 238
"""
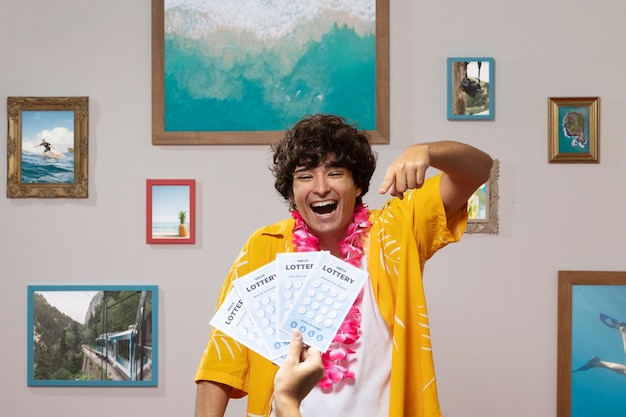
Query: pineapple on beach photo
147 179 195 244
178 210 189 237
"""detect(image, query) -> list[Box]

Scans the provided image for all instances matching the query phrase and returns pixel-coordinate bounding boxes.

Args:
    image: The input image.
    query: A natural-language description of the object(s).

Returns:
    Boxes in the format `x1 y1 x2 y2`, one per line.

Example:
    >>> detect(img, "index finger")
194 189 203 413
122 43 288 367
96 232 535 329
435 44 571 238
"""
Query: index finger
378 167 398 195
379 170 404 199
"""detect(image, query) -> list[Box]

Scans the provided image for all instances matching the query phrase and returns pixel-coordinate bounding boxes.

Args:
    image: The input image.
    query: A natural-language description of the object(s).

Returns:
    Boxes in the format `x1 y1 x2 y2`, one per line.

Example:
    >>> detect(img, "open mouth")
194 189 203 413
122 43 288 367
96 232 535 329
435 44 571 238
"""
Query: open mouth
311 200 338 215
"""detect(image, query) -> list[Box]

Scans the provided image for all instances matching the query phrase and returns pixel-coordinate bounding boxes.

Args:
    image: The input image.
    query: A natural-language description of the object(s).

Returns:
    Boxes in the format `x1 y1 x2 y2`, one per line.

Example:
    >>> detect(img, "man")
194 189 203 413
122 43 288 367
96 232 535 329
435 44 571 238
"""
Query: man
33 138 62 158
34 138 53 156
195 114 493 416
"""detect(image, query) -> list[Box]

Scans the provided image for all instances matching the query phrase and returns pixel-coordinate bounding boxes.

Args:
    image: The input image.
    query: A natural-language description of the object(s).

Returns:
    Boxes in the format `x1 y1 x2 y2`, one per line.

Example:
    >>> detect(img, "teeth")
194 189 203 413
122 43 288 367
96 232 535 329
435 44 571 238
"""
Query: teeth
310 200 338 215
311 200 336 208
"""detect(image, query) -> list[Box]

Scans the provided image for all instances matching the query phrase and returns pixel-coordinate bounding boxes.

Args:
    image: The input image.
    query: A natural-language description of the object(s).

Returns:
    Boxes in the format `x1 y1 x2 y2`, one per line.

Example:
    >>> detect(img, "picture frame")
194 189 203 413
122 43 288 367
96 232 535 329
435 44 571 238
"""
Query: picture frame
7 96 89 198
447 57 494 120
151 0 389 145
548 97 599 163
557 271 626 417
27 284 158 387
466 159 499 235
146 179 196 244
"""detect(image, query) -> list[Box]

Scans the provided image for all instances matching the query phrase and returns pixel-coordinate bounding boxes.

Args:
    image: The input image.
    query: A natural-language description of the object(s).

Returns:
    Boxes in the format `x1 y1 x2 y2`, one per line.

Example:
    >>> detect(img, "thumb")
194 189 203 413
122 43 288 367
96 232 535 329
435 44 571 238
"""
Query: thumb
285 330 304 363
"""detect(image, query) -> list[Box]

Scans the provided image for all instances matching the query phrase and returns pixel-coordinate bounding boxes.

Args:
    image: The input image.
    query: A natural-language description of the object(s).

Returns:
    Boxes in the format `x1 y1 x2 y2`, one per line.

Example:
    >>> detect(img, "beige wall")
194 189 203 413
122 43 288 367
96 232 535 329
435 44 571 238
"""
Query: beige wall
2 0 625 416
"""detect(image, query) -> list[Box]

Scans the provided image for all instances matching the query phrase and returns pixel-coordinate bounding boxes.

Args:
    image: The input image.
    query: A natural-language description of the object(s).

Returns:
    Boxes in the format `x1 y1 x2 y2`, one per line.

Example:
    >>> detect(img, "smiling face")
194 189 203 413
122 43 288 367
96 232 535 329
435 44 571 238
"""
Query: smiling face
292 156 362 245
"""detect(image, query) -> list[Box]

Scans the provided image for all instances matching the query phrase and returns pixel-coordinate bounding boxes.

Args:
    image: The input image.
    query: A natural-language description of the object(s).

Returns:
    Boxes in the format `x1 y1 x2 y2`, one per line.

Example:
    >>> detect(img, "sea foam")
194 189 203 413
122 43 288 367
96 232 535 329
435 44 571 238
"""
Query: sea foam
164 0 375 43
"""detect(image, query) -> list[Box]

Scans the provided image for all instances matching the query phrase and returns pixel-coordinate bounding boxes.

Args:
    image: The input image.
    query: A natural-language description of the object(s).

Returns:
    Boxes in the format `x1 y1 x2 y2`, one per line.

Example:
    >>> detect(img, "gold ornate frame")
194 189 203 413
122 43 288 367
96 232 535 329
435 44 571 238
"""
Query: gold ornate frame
7 96 88 198
151 0 389 145
466 159 499 235
548 97 599 163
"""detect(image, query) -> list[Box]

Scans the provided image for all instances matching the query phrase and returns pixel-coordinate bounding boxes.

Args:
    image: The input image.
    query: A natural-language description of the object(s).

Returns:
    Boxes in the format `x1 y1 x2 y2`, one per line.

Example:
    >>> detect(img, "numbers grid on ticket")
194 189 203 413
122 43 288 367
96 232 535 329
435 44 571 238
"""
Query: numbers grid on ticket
275 251 325 341
279 251 368 353
208 287 272 361
231 260 290 360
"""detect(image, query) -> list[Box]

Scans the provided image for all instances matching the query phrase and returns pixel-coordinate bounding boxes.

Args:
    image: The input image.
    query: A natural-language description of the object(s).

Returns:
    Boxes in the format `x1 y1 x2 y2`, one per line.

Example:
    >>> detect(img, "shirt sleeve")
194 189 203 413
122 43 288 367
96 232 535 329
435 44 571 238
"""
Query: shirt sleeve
381 173 468 262
194 244 253 398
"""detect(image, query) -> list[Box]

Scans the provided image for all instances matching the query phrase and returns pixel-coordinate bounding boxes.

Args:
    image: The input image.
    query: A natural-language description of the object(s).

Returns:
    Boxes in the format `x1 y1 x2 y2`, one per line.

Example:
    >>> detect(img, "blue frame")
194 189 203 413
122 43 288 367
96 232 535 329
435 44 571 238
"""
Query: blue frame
27 284 158 387
447 57 495 120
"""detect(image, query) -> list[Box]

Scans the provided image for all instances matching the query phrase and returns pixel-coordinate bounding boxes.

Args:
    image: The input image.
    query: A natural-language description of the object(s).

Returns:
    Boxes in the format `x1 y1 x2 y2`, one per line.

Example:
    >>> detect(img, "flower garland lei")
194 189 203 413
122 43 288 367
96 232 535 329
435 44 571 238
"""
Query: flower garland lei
291 203 371 389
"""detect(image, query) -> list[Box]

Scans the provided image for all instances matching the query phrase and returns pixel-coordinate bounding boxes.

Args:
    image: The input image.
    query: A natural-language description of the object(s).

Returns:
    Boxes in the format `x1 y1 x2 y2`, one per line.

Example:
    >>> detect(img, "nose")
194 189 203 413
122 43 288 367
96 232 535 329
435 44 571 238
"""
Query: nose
312 175 331 195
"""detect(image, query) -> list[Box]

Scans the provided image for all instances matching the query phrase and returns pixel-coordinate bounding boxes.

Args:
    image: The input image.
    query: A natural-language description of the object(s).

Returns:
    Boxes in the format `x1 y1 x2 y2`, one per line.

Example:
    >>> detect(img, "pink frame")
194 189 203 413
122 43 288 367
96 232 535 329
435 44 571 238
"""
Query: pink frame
146 179 196 244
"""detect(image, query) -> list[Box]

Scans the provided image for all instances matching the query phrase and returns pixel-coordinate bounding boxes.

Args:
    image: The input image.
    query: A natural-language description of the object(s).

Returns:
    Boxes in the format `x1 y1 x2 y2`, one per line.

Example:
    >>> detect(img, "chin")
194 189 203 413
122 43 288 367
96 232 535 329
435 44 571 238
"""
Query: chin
309 217 348 237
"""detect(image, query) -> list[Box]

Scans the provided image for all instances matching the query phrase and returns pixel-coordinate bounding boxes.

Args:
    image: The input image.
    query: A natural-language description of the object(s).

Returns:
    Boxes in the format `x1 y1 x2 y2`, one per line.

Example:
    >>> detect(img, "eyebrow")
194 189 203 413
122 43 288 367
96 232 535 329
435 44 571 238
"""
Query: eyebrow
294 161 345 173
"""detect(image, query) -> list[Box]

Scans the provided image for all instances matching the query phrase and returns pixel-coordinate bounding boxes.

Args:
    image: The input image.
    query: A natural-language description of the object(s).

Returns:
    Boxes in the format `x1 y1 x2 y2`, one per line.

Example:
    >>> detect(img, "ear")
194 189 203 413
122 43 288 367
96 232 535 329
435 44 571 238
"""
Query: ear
288 194 296 211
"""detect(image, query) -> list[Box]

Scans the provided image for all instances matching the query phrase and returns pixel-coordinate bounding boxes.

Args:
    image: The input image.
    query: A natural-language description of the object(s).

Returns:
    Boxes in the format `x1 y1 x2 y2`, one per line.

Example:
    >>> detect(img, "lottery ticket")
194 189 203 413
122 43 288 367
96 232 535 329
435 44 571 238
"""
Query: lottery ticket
232 260 290 360
278 251 368 352
209 287 273 361
275 251 325 341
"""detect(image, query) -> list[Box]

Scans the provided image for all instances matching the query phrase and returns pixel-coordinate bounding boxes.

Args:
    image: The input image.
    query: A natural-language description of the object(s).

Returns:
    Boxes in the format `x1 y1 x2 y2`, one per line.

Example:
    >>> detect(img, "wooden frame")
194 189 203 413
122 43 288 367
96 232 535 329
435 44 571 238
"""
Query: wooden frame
146 179 196 244
151 0 389 145
7 96 88 198
447 57 495 120
549 97 599 163
27 284 158 387
558 271 626 417
466 159 499 235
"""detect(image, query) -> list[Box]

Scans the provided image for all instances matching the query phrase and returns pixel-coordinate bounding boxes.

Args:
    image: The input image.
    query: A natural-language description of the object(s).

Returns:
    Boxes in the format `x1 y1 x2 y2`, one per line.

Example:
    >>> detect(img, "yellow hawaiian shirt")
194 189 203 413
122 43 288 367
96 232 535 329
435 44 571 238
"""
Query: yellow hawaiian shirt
195 174 467 417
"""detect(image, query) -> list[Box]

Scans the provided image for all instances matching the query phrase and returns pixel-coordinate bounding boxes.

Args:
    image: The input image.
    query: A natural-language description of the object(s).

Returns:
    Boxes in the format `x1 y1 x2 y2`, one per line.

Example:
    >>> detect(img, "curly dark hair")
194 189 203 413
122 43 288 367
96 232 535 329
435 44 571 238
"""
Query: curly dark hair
271 114 377 209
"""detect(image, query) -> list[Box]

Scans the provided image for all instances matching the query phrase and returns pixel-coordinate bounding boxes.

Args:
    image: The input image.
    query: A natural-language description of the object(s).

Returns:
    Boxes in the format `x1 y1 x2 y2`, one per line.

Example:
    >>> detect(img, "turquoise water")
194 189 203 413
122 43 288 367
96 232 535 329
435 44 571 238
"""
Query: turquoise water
558 106 590 154
571 285 626 416
21 152 74 183
164 24 375 131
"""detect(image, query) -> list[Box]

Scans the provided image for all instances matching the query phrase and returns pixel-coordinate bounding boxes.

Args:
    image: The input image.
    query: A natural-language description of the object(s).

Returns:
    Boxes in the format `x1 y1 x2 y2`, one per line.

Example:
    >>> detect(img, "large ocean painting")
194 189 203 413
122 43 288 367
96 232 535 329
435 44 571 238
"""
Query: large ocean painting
163 0 376 132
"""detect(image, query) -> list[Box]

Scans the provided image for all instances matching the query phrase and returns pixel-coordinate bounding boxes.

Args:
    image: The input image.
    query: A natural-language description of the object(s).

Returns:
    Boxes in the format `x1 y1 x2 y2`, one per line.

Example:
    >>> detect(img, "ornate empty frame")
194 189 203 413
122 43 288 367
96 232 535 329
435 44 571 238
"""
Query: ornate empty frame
466 159 499 235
